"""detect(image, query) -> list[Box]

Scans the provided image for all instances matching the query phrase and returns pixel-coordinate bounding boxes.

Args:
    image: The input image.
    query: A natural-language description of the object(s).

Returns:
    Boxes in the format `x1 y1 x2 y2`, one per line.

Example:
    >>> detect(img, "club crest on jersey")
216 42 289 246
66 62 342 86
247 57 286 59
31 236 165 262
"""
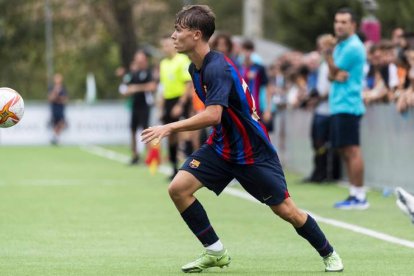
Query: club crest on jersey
189 159 200 169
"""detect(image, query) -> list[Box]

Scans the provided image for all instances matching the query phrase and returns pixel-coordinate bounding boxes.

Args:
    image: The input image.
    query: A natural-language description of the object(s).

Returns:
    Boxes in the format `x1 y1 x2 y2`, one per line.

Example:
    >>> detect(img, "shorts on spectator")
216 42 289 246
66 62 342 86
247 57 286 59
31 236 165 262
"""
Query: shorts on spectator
330 113 362 148
131 106 150 131
162 97 191 124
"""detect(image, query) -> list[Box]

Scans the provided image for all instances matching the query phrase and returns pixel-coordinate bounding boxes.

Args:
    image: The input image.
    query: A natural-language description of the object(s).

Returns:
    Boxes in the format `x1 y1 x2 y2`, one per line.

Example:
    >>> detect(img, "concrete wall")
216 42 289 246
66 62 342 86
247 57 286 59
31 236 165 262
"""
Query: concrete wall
272 105 414 192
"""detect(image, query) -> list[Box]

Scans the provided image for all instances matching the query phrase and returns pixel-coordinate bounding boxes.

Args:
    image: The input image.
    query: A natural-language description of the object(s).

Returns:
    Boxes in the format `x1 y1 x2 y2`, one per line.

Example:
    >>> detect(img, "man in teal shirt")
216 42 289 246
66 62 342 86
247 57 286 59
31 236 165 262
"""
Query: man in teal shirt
322 8 368 209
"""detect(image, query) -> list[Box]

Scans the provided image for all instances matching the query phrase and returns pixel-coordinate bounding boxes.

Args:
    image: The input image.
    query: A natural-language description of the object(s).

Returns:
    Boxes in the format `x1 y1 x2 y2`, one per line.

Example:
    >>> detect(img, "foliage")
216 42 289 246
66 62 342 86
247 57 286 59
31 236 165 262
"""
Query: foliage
265 0 363 51
1 0 414 100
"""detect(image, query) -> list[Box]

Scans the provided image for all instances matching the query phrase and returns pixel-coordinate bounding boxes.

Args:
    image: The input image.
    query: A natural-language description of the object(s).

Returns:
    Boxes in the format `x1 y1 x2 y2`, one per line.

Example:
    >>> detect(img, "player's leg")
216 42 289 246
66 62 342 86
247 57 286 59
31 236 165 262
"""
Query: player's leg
235 156 343 272
173 146 233 272
269 199 343 272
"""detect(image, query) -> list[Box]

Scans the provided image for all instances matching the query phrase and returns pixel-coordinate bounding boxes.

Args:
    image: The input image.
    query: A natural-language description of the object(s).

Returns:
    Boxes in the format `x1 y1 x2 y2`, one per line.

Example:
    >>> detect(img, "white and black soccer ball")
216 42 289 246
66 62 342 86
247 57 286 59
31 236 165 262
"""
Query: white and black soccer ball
0 87 25 128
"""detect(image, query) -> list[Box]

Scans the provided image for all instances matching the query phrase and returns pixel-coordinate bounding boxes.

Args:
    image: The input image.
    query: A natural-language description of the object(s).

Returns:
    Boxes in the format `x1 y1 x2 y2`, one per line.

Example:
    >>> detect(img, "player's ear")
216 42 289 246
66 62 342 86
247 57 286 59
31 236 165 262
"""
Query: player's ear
193 30 202 41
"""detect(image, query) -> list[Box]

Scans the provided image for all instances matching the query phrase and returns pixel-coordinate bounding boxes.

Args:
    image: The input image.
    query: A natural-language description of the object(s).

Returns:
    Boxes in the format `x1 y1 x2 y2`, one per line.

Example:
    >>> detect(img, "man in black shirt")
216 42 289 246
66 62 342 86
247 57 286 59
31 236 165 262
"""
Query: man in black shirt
120 50 156 164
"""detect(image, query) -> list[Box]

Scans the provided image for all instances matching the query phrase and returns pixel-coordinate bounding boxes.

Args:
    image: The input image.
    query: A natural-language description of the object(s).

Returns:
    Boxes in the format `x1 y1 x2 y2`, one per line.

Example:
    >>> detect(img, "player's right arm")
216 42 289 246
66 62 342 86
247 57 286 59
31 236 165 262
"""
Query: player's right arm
141 104 222 144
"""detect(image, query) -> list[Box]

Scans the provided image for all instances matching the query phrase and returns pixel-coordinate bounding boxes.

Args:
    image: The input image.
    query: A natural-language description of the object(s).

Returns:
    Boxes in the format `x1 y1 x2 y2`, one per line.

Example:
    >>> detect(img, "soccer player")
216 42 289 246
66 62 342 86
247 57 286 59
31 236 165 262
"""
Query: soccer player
321 8 368 209
142 5 343 273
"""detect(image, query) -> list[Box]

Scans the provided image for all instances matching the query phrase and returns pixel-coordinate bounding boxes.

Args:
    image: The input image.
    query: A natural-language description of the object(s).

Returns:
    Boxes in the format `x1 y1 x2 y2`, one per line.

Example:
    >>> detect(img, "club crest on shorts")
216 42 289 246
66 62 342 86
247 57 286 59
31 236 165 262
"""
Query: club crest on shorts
189 159 200 168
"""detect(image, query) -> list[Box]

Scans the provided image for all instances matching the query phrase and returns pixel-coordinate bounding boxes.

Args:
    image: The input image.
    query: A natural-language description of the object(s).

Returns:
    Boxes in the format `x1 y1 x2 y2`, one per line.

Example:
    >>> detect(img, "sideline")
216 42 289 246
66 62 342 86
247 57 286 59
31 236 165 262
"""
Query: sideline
81 145 414 249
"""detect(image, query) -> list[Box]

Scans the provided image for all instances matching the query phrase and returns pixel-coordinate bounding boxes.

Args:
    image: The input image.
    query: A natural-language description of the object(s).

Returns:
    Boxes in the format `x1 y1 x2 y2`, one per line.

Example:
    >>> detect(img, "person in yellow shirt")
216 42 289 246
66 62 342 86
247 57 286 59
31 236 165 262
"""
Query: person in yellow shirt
159 35 194 179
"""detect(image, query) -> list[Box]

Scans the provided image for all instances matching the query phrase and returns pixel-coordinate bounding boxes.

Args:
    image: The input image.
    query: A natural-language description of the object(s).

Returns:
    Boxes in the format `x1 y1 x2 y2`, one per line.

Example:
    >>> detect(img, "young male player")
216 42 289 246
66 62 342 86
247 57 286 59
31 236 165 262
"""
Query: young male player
141 5 343 273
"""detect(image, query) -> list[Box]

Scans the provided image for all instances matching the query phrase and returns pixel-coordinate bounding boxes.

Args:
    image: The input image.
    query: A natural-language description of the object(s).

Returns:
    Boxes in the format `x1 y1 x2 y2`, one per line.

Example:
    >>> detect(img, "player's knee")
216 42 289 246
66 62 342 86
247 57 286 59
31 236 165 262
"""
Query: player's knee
168 182 180 201
168 180 188 202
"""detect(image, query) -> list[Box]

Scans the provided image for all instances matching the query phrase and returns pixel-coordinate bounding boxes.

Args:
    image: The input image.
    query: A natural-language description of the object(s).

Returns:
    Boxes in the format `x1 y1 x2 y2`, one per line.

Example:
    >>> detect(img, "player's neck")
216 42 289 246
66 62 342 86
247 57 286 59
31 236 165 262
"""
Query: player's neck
188 44 210 70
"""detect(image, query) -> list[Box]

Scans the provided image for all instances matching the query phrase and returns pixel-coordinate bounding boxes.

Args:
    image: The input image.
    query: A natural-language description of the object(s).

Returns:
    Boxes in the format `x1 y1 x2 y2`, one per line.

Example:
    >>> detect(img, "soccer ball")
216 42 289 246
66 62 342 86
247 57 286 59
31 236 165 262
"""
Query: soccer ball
0 87 25 128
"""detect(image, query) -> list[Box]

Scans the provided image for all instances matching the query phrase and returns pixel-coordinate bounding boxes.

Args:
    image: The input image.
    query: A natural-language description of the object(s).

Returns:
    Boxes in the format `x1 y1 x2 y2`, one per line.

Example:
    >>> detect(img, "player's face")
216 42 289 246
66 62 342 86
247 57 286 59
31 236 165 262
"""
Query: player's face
334 13 355 40
171 24 197 54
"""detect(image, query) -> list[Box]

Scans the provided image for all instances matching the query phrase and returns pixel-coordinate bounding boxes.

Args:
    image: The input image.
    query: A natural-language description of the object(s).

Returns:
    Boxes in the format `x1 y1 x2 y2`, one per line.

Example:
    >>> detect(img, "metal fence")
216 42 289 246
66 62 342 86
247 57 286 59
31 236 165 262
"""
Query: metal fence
273 105 414 192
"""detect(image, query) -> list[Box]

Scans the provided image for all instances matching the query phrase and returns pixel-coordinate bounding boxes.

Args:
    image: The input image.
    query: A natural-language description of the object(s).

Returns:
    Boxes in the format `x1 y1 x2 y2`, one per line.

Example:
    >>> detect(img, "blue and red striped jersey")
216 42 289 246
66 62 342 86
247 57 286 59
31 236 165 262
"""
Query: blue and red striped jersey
189 51 276 164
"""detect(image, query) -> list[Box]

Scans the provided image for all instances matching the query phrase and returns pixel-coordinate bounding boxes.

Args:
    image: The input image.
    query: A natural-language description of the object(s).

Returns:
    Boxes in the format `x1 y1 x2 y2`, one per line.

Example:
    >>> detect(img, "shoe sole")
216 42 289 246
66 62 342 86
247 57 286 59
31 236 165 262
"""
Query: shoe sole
325 268 344 272
182 260 231 273
334 203 370 210
182 264 230 273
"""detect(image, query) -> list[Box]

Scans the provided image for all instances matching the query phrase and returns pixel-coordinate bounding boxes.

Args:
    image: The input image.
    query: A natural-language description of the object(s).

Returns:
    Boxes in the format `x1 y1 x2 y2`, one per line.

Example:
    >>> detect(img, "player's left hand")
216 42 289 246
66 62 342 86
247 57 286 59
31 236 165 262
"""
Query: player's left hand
141 125 172 145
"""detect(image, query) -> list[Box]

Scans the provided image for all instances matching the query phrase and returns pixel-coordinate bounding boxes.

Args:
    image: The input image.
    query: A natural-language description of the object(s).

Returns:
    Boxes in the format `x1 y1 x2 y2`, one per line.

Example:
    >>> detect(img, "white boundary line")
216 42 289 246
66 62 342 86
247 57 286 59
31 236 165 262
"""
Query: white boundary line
81 145 414 249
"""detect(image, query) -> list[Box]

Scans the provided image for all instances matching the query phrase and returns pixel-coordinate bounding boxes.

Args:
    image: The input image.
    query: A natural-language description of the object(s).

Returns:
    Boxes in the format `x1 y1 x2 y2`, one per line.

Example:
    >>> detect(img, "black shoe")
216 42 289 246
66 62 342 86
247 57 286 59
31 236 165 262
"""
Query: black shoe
129 156 139 165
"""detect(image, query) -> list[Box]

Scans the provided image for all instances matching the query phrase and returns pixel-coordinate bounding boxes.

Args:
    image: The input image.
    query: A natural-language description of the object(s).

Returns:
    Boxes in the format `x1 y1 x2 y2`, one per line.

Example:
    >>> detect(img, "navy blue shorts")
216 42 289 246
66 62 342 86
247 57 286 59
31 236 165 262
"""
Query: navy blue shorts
330 113 362 148
180 145 290 206
311 114 330 146
51 108 65 126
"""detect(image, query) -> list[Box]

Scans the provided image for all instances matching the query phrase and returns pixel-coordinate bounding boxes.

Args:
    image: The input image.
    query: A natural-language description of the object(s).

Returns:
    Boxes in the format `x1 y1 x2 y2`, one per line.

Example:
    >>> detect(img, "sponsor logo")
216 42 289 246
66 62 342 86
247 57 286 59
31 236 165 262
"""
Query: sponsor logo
263 195 273 201
189 159 200 169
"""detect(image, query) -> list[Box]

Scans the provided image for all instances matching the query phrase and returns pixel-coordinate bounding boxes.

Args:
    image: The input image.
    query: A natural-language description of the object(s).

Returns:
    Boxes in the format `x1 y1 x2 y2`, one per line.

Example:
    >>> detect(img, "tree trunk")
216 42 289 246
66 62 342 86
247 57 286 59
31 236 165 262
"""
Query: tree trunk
109 0 137 69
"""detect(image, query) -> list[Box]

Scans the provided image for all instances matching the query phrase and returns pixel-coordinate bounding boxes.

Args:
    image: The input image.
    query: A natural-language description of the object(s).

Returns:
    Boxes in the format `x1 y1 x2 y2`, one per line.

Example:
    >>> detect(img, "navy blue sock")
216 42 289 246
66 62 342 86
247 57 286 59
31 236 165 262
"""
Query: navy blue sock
180 199 219 247
295 215 333 257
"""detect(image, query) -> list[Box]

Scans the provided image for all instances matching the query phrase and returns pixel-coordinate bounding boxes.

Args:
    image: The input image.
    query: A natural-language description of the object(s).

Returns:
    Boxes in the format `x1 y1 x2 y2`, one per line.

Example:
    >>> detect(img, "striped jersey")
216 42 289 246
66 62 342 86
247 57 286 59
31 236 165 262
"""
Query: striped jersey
189 51 276 164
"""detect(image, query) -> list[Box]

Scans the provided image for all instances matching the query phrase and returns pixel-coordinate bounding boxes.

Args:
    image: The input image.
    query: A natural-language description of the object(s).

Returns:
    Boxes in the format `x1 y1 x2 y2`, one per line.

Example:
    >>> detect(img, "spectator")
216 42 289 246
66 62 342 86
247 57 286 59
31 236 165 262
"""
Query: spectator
48 73 68 145
322 8 369 209
210 32 233 57
304 35 341 183
396 47 414 112
119 50 157 165
240 39 274 132
363 41 399 104
159 35 194 179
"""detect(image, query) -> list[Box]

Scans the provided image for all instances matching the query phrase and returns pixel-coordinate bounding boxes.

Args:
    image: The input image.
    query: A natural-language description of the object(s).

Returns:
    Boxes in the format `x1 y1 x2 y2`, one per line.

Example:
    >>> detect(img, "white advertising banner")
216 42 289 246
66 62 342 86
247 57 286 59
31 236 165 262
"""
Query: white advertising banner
0 102 131 145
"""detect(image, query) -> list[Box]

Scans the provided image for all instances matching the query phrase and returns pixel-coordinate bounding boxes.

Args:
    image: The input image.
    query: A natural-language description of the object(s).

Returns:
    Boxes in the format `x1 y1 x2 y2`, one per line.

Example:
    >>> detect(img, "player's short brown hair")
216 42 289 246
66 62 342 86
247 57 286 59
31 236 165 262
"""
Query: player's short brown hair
175 5 215 41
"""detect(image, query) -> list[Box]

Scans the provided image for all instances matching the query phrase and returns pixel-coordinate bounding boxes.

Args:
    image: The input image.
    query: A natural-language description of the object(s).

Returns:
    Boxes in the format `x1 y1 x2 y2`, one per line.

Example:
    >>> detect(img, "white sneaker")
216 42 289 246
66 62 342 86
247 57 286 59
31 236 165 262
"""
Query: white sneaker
323 251 344 272
395 187 414 223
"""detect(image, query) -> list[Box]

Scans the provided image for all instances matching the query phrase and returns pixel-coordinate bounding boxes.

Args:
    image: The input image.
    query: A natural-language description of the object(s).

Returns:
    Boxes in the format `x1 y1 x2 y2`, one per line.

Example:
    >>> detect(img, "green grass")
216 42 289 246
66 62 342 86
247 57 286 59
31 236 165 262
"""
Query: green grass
0 146 413 275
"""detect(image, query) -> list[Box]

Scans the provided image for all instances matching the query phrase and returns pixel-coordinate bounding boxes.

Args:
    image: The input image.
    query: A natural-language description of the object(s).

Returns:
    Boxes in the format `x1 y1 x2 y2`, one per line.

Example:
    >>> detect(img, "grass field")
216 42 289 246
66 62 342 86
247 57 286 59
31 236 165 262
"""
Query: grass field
0 146 413 275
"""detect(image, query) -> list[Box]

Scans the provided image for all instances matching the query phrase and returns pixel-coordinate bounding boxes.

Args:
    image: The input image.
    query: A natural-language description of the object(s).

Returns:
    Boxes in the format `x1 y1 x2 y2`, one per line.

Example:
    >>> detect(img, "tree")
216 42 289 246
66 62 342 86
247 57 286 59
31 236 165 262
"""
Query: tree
264 0 363 51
